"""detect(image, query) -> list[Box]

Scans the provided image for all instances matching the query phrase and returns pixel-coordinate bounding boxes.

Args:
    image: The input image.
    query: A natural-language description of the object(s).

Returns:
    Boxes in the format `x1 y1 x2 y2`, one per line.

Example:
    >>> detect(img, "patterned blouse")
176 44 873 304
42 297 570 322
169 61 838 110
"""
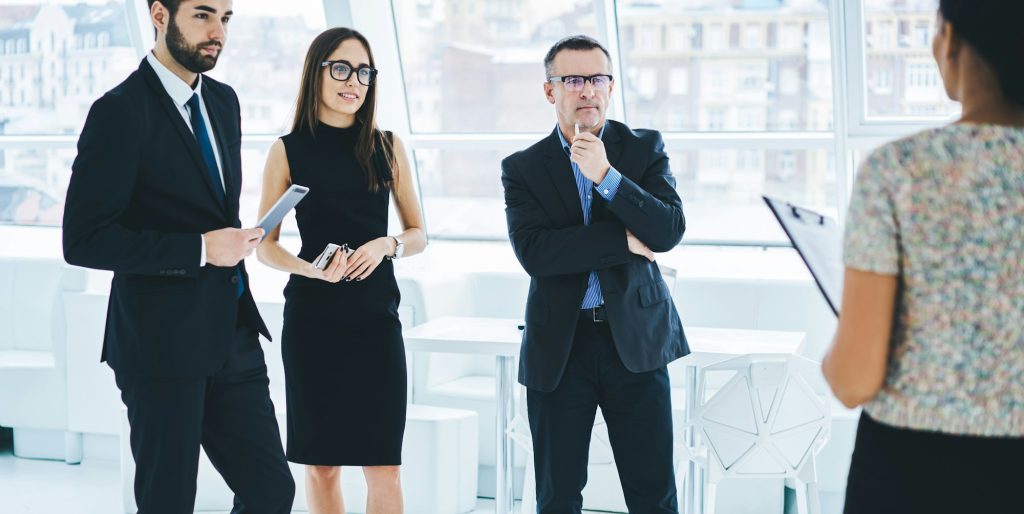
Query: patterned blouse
844 123 1024 437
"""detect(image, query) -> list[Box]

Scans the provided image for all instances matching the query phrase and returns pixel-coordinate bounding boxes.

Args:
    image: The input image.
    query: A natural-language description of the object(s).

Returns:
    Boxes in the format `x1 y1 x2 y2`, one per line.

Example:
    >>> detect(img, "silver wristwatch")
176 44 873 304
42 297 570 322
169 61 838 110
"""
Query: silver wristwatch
389 235 404 260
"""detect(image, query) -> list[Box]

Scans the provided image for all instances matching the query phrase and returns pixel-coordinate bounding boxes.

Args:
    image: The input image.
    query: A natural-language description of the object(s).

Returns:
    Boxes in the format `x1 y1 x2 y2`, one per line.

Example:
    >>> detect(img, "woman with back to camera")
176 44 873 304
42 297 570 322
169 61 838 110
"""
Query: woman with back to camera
822 1 1024 513
256 27 426 514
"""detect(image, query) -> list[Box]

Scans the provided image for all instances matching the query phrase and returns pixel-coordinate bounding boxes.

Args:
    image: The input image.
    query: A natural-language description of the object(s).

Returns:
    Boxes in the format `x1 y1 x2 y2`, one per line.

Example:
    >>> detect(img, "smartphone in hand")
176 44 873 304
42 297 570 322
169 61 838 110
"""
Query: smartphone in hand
314 243 340 270
314 243 353 270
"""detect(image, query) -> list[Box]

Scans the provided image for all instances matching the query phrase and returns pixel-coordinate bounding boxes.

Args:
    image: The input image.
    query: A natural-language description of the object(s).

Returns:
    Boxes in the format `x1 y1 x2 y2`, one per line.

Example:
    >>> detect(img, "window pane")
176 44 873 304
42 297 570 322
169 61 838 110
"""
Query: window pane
414 148 507 238
392 0 601 133
863 0 959 118
616 1 834 132
412 145 835 244
0 147 72 226
0 1 135 136
206 1 326 134
674 147 838 242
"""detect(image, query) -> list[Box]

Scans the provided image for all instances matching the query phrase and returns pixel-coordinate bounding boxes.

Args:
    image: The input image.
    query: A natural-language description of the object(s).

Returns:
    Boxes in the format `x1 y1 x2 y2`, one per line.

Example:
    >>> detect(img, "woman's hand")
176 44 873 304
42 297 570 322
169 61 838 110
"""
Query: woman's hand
304 247 349 283
342 237 393 281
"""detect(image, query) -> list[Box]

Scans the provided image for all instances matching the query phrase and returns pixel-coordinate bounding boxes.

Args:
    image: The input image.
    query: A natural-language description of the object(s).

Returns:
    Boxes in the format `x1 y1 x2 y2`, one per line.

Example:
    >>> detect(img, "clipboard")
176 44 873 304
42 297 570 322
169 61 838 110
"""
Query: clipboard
763 196 842 316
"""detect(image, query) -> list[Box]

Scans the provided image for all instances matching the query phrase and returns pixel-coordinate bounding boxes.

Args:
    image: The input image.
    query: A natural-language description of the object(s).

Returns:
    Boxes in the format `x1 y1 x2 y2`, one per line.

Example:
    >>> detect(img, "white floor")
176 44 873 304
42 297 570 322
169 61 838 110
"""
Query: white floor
0 450 557 514
0 449 844 514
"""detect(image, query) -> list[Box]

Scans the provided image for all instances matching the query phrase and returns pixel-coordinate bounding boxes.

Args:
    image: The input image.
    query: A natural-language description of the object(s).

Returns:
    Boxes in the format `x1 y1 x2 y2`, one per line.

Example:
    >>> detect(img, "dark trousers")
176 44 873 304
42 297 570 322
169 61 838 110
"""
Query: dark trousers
844 412 1024 514
527 315 678 514
115 325 295 514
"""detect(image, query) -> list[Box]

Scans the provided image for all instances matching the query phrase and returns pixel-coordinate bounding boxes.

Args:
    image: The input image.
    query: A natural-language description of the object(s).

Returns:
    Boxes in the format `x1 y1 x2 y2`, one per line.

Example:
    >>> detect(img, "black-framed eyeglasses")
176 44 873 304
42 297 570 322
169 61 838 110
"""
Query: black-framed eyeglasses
321 60 378 86
547 74 613 92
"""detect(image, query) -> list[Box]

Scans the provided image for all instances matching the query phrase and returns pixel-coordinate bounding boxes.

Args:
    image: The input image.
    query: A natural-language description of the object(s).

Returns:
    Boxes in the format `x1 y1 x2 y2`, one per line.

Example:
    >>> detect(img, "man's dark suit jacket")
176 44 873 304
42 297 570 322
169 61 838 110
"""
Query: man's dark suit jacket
502 119 690 392
63 58 270 378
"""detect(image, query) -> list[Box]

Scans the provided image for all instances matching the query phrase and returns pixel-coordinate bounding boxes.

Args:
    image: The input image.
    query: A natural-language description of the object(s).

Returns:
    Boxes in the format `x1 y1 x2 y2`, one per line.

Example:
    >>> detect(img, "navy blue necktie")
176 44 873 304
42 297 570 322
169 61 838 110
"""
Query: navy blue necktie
187 93 243 297
186 93 225 202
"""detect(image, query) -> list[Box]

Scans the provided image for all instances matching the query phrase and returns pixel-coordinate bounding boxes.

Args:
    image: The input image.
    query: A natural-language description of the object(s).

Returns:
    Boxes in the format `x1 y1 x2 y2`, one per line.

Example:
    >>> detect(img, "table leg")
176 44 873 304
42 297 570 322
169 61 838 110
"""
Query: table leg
684 364 704 514
496 355 515 514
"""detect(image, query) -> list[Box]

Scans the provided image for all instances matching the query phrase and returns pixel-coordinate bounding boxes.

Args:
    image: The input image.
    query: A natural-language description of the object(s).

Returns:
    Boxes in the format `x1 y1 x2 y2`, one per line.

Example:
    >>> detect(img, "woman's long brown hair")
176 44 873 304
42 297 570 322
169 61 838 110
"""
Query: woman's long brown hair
291 27 395 192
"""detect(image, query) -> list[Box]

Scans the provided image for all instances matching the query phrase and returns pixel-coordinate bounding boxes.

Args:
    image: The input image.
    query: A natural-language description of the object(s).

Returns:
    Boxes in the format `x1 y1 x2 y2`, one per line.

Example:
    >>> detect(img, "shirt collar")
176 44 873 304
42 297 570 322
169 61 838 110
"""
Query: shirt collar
147 51 203 108
557 121 607 151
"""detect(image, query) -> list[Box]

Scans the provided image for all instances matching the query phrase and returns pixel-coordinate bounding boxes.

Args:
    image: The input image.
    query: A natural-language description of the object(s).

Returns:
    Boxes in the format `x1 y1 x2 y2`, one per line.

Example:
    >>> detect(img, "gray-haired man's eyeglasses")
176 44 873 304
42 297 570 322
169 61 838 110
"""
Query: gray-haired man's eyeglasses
547 74 613 92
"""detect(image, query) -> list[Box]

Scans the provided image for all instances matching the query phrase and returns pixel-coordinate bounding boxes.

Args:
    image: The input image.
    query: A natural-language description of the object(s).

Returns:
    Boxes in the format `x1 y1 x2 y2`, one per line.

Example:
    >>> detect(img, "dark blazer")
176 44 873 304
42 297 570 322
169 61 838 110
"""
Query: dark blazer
63 58 270 378
502 120 690 392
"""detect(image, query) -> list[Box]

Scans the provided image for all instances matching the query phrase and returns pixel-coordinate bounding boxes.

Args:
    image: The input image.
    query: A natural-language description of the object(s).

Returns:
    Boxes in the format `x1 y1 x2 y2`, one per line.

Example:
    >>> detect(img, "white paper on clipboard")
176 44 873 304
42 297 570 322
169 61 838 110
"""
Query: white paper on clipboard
763 196 843 316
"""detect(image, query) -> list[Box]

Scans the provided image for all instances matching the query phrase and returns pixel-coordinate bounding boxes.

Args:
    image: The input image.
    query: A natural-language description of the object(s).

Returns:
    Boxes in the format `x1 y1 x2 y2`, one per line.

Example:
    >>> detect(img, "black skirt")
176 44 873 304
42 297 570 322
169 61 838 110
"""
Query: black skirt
843 412 1024 514
280 275 407 466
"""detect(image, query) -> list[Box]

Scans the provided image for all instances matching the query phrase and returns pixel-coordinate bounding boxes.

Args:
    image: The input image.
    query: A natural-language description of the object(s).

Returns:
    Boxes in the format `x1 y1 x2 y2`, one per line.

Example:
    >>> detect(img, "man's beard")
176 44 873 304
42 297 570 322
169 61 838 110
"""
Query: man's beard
166 16 221 73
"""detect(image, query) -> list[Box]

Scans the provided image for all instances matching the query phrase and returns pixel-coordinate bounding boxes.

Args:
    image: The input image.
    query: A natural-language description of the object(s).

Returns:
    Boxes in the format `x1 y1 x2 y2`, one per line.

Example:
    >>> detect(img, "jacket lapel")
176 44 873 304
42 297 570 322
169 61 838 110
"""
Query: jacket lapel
542 127 584 224
139 59 228 211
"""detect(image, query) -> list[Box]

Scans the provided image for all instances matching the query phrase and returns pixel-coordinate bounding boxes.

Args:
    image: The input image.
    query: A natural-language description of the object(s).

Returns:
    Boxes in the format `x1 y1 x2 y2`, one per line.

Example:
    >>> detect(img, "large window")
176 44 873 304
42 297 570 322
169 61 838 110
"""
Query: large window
861 0 958 119
204 0 326 135
672 147 837 242
618 0 833 133
0 0 134 226
0 1 135 136
392 0 600 133
0 0 325 227
0 0 969 247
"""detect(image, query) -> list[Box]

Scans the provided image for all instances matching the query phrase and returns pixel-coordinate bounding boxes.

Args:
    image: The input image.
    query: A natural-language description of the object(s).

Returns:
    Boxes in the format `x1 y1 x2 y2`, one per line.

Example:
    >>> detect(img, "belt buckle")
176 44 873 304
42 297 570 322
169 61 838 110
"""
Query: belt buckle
592 306 604 323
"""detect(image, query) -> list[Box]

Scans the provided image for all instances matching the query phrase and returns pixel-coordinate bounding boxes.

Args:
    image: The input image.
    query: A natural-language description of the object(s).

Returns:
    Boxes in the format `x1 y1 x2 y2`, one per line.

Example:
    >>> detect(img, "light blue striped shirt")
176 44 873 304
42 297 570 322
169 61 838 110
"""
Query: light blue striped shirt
555 123 623 309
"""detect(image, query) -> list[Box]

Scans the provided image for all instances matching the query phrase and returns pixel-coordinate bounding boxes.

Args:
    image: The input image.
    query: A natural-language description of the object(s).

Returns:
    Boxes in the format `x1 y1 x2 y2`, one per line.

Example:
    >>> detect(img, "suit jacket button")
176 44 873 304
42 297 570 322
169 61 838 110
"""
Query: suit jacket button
638 200 645 207
230 275 239 285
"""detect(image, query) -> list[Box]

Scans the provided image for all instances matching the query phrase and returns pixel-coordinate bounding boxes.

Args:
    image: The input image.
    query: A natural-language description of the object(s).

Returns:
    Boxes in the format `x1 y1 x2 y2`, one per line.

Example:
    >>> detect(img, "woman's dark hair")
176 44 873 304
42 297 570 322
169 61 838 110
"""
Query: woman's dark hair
939 0 1024 106
292 28 394 192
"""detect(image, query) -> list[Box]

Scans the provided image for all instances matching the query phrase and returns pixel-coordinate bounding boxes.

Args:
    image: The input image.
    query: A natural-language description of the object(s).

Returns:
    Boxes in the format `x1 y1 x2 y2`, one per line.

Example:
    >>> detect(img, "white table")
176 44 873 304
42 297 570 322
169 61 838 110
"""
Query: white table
404 317 522 514
403 317 805 514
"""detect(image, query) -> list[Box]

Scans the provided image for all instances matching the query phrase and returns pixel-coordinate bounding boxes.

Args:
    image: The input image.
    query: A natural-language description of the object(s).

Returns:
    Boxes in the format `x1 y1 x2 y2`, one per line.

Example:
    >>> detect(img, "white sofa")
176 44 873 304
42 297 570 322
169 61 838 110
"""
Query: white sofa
0 257 87 462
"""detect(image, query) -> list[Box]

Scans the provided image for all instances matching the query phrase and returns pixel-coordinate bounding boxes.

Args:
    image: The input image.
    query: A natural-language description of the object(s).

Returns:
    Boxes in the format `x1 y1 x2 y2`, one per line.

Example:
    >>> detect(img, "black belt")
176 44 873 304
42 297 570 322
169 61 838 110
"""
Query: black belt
579 305 608 323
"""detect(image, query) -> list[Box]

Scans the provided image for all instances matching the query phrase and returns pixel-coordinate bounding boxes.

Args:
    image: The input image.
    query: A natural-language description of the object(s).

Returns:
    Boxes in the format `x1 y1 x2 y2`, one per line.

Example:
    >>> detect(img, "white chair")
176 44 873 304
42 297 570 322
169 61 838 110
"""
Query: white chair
678 353 830 514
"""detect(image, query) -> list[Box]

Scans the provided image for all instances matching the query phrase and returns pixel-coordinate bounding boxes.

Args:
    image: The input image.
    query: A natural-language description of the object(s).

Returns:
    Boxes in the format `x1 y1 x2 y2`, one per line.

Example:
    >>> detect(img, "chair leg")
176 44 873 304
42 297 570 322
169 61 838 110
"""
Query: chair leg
805 480 821 514
703 481 717 514
674 457 687 513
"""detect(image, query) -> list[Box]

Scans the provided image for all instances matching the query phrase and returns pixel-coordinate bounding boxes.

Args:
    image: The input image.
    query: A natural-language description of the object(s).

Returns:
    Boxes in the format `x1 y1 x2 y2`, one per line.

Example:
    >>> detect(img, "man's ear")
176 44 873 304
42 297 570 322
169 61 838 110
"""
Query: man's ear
544 82 555 105
151 1 169 33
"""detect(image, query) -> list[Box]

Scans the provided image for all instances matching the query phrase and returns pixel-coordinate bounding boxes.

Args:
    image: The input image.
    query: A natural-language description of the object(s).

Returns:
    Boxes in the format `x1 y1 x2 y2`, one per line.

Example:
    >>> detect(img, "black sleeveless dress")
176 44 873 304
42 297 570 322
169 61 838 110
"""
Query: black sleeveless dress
279 121 406 466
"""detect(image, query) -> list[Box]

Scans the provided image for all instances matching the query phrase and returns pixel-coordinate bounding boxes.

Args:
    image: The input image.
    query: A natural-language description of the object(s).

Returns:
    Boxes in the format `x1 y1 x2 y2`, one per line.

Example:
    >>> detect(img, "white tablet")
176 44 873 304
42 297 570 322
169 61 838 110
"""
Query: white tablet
256 184 308 236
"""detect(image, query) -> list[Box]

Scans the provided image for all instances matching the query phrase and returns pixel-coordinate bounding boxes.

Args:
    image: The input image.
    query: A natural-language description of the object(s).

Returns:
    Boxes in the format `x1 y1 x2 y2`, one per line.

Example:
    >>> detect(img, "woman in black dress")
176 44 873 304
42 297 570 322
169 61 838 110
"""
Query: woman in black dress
256 28 426 514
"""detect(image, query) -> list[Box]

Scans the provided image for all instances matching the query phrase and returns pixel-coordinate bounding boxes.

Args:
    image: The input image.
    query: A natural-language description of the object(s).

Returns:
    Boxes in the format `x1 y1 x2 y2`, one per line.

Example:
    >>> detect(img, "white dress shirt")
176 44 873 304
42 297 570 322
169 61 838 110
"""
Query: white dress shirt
146 52 225 266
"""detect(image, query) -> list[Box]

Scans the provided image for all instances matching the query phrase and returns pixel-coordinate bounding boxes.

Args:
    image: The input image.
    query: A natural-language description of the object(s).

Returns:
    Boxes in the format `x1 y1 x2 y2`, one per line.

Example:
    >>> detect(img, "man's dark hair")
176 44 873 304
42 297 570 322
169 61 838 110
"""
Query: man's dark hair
940 0 1024 106
543 35 611 78
147 0 181 16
